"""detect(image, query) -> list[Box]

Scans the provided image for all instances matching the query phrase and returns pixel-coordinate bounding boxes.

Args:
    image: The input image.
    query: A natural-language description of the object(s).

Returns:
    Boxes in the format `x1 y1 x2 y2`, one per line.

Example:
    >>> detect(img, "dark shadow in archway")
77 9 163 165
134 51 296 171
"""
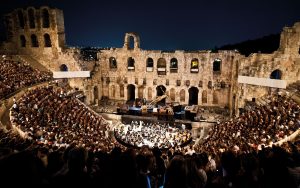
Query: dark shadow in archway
60 64 68 72
188 87 199 105
270 69 282 79
156 85 166 106
127 84 136 104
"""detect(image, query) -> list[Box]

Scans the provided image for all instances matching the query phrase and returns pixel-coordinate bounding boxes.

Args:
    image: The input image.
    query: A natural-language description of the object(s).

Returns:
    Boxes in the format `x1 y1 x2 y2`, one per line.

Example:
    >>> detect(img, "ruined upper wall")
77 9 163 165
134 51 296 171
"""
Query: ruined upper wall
278 22 300 55
1 6 65 55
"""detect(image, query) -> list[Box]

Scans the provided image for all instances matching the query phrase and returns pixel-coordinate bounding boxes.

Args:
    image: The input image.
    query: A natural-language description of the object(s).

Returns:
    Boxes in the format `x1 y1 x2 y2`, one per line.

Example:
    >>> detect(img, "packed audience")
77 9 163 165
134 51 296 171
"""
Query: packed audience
196 94 300 155
0 81 300 186
115 121 192 149
10 86 123 153
0 59 52 99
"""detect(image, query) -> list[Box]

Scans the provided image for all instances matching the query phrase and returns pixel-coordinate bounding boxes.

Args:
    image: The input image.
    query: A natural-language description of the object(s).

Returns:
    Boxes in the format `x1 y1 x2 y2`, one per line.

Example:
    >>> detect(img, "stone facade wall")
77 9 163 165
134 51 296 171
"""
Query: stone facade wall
95 34 237 108
0 6 82 74
1 7 300 116
236 22 300 111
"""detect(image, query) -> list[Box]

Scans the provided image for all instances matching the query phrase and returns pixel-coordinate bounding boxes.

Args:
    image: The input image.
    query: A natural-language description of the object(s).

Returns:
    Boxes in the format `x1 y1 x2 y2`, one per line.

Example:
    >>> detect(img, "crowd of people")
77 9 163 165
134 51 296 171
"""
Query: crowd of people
196 94 300 155
0 57 300 186
114 121 192 149
0 58 52 99
10 86 123 153
1 134 300 187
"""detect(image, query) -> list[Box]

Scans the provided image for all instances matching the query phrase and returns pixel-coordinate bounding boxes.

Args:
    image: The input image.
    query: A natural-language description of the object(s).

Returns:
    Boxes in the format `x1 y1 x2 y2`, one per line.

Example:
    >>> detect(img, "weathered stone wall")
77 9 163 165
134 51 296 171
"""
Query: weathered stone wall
235 22 300 112
1 7 300 116
94 34 237 108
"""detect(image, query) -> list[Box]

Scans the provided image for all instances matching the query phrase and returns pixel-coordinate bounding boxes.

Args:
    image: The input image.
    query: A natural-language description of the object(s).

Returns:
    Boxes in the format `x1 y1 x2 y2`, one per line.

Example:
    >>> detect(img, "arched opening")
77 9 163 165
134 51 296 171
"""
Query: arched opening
208 81 212 89
109 57 117 69
213 58 222 74
146 58 154 71
111 85 116 98
170 88 175 101
170 58 178 73
127 57 135 71
156 85 166 105
148 87 152 100
20 35 26 47
17 10 25 29
128 36 134 49
42 9 50 28
198 81 203 88
157 58 166 75
202 90 207 104
127 84 135 101
188 87 199 105
31 34 39 47
180 89 185 103
94 86 98 103
120 85 124 98
60 64 68 72
191 58 199 73
138 86 144 98
221 81 226 88
44 33 51 47
270 69 282 79
28 9 35 28
213 91 218 104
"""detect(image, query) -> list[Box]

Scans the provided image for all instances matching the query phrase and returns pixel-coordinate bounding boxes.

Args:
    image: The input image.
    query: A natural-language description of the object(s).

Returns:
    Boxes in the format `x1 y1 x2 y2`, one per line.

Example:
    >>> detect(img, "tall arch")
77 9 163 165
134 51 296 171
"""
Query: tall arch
111 85 116 98
188 87 199 105
127 84 135 101
170 88 176 101
198 81 203 88
146 58 154 71
221 81 226 88
156 85 166 105
28 8 35 28
128 36 134 49
191 58 199 73
31 34 39 47
213 58 222 74
157 58 166 75
109 57 117 69
60 64 68 71
120 85 124 98
127 57 135 71
123 32 140 49
148 87 152 100
208 81 212 89
42 9 50 28
213 91 218 104
44 33 52 47
170 58 178 73
270 69 282 79
138 86 144 98
202 90 207 104
17 10 25 28
180 89 185 103
20 35 26 47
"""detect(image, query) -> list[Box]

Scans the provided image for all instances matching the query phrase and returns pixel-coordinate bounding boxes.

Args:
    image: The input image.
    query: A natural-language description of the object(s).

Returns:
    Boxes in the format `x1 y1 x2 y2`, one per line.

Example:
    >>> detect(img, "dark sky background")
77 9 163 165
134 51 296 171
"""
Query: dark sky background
1 0 300 50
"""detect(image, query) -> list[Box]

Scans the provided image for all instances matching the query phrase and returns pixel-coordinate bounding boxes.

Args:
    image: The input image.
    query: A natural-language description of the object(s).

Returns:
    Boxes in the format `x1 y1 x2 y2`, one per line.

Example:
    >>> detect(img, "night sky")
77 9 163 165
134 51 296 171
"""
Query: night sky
1 0 300 50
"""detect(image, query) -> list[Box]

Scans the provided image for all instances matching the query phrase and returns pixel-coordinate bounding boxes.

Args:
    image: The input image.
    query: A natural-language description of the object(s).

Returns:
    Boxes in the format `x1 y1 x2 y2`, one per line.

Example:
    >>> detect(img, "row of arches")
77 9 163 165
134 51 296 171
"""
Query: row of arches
109 56 222 73
17 8 50 29
20 33 52 47
98 84 222 105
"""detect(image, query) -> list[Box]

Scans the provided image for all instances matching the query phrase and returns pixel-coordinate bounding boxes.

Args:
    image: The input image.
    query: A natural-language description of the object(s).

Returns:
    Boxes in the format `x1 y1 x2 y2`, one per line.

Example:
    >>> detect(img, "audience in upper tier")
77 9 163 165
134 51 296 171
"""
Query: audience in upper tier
0 59 52 99
10 86 124 153
195 94 300 156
